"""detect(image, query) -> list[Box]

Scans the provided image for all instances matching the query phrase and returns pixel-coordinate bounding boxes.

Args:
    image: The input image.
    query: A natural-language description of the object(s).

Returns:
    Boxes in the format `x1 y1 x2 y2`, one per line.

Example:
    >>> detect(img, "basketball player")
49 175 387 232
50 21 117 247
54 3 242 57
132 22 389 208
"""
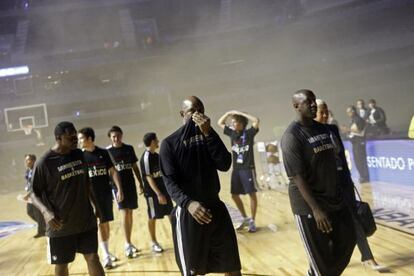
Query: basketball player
159 96 241 275
107 125 144 258
140 132 173 253
78 127 124 268
218 110 260 232
30 121 104 276
281 90 355 276
23 153 46 238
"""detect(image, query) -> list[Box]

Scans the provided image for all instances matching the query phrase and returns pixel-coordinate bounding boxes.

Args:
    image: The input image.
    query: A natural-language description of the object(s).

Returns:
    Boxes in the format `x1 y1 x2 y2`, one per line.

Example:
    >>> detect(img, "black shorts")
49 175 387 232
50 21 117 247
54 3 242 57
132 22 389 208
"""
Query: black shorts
171 200 241 275
294 208 356 276
47 228 98 264
115 182 138 210
145 194 173 219
96 195 114 223
231 169 258 195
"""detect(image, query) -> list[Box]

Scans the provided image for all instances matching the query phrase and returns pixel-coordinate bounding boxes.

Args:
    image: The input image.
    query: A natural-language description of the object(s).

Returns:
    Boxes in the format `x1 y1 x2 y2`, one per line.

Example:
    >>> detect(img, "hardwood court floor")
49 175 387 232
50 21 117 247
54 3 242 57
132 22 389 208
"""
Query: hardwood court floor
1 177 414 276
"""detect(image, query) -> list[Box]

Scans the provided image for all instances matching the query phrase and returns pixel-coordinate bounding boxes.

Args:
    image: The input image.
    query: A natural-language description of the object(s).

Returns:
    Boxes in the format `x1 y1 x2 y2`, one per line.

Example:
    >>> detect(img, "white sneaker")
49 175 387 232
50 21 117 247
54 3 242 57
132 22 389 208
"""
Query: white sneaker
124 246 137 258
152 242 164 253
103 256 116 269
248 219 257 233
236 217 250 230
129 244 140 253
108 253 118 262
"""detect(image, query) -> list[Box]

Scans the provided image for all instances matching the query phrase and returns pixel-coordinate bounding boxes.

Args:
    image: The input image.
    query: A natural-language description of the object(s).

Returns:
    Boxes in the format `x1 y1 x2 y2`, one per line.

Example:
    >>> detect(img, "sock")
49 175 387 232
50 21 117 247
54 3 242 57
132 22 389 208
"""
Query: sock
100 241 109 258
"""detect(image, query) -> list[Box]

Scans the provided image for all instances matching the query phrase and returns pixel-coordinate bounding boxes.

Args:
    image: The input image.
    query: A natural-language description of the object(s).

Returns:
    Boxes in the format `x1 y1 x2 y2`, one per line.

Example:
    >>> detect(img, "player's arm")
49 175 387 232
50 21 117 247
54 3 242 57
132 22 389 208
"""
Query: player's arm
132 163 144 194
160 139 212 225
233 110 260 129
30 192 62 231
146 176 167 205
29 165 62 231
291 175 332 233
217 111 234 129
85 173 103 220
108 167 123 202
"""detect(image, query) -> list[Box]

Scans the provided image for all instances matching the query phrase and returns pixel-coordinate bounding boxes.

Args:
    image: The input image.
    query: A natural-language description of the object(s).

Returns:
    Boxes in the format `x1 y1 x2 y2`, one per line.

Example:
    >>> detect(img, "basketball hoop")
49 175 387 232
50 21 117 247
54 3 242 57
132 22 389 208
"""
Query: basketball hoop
23 125 33 135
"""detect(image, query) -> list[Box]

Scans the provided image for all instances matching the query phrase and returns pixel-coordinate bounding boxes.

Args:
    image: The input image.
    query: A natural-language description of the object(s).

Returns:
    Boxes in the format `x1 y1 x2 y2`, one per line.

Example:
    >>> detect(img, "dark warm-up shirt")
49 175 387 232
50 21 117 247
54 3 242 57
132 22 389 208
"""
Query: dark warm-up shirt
31 149 96 237
140 150 168 197
107 143 138 189
223 126 258 170
281 121 343 215
82 146 114 198
159 120 232 208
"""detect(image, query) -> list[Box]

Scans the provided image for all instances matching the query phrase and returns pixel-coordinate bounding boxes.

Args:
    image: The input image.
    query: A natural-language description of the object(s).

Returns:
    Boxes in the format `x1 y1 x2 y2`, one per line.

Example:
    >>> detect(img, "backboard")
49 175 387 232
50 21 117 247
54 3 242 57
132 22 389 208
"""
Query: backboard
4 103 48 132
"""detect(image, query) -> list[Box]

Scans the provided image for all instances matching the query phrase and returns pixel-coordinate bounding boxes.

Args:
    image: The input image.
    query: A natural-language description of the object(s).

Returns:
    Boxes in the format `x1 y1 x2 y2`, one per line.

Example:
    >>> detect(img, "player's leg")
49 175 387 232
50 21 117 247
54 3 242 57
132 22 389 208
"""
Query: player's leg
48 234 76 276
83 253 105 276
148 218 157 243
120 208 133 243
54 264 69 276
78 228 105 275
231 170 249 229
240 169 258 232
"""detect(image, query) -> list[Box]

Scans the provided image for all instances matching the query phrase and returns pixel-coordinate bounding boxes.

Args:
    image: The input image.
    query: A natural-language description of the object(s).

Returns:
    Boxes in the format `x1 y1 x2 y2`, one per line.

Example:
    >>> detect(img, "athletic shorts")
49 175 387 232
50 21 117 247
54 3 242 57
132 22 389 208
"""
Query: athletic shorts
145 194 173 219
231 169 258 195
171 200 241 275
115 182 138 210
47 228 98 265
294 208 356 276
95 195 114 223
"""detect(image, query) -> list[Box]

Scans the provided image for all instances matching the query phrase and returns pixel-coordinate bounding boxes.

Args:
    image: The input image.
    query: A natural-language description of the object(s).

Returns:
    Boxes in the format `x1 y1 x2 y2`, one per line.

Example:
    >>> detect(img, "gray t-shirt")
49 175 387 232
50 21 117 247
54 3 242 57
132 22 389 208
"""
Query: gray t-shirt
31 149 96 237
281 121 343 215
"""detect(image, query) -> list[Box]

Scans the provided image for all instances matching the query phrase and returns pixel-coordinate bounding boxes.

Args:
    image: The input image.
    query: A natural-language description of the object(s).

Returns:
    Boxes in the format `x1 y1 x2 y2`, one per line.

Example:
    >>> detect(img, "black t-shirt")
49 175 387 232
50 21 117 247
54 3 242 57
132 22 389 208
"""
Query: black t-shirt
107 144 138 189
160 120 232 208
31 149 97 237
223 126 258 170
281 121 343 215
82 146 114 198
140 150 168 197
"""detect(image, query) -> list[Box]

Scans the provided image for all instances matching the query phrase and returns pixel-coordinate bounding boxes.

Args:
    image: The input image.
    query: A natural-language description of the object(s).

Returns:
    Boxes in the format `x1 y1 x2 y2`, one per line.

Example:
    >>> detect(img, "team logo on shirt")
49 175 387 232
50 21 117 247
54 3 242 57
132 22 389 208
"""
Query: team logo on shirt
57 160 85 181
88 166 108 178
115 161 133 171
307 133 334 154
231 144 250 154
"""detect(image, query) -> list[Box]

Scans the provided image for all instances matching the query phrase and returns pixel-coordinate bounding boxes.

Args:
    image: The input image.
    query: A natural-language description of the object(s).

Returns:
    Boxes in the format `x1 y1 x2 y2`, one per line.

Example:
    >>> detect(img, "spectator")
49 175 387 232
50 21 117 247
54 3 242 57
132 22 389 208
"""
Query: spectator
366 99 389 136
356 99 369 121
23 154 46 238
346 106 370 183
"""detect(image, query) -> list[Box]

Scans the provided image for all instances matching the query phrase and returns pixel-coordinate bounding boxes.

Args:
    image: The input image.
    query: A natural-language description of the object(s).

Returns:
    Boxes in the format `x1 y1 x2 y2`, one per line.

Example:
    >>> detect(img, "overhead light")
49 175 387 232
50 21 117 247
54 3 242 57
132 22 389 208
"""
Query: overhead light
0 66 29 78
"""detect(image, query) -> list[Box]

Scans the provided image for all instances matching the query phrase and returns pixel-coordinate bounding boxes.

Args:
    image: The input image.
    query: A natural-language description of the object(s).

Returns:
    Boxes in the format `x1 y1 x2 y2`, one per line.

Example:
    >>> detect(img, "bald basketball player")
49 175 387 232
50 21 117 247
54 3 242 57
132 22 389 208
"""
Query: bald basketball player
281 90 355 276
159 96 241 275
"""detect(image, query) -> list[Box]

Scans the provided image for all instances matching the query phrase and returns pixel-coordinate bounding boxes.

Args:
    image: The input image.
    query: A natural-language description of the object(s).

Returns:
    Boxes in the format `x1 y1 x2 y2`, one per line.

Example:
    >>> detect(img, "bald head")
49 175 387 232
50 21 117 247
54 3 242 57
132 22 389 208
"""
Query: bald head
292 89 315 105
291 89 317 120
180 96 205 123
182 96 205 114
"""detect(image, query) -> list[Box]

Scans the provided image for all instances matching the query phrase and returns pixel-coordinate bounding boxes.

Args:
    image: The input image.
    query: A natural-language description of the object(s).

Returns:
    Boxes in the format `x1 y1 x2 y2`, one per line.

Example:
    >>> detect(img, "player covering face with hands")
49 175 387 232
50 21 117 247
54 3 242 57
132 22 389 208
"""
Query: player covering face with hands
160 96 241 276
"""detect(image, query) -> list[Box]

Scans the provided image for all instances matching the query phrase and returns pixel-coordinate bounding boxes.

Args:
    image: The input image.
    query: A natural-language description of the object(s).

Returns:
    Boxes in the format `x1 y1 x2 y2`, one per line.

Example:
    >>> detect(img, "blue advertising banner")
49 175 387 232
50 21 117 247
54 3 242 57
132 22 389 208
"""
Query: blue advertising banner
343 139 414 186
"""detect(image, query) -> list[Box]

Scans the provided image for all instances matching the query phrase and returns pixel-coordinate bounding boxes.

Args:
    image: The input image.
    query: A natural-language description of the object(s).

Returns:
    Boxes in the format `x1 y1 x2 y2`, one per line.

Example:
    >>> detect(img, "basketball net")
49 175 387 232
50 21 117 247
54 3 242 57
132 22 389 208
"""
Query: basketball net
23 125 33 135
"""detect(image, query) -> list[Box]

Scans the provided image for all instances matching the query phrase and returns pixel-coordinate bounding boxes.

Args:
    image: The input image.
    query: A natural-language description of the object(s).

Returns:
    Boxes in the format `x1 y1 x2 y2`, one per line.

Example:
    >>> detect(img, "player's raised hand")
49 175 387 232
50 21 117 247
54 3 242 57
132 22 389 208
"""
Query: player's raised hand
192 112 211 136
